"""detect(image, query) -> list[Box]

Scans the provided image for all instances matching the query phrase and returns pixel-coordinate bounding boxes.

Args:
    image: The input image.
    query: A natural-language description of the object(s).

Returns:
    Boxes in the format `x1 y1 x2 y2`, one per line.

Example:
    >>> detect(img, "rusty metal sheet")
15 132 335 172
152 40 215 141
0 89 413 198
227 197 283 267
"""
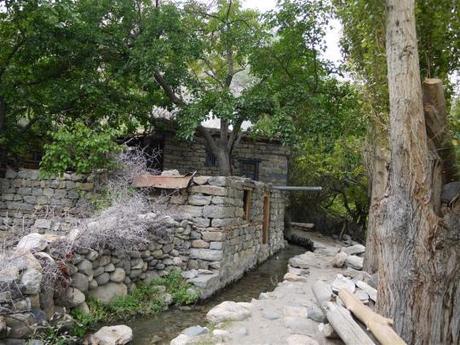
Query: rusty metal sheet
132 172 195 189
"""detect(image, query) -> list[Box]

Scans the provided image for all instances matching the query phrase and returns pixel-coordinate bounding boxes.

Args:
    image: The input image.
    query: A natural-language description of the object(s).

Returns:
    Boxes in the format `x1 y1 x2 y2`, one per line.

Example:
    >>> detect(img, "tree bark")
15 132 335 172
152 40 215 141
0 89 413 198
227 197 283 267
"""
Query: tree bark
376 1 460 344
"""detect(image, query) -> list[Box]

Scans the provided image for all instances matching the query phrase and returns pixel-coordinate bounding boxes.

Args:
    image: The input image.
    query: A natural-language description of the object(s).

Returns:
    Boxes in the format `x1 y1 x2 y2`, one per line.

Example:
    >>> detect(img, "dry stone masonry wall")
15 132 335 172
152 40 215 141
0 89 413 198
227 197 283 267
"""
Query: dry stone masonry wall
0 173 287 342
0 169 100 235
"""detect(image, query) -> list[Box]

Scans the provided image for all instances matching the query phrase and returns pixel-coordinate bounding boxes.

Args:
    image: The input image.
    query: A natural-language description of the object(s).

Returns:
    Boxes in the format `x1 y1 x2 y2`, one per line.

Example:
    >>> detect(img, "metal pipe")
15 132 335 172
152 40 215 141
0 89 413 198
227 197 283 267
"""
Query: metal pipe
272 186 322 191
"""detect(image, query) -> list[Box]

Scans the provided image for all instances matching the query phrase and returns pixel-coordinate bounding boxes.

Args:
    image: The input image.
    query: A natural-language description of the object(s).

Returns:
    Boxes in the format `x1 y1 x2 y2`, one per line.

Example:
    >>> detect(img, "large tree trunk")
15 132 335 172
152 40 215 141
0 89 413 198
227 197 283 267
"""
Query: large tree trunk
376 1 460 344
214 145 232 176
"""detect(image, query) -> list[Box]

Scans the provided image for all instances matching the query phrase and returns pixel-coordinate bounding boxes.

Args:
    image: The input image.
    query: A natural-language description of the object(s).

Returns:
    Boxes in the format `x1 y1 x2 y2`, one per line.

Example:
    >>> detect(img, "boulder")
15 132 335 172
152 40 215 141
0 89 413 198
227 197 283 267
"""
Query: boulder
345 255 364 270
206 301 251 323
20 268 42 295
16 233 48 253
78 260 93 276
332 252 348 268
91 325 133 345
71 272 89 292
110 268 126 283
181 325 209 337
331 274 355 293
283 272 308 282
89 283 128 304
342 244 366 256
307 305 326 323
5 313 36 338
64 287 86 307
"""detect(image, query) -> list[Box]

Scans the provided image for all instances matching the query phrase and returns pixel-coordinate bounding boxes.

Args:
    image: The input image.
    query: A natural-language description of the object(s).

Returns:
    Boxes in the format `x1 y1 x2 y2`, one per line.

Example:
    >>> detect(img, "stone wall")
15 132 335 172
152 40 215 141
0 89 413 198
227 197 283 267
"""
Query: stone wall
0 169 99 235
0 175 287 342
161 134 289 185
163 175 287 297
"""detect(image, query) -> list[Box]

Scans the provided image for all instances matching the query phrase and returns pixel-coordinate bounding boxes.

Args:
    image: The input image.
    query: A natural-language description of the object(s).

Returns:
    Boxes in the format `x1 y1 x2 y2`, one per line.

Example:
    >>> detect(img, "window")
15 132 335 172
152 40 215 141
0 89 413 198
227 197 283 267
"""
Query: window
205 148 218 167
240 159 260 181
243 189 252 221
262 192 270 244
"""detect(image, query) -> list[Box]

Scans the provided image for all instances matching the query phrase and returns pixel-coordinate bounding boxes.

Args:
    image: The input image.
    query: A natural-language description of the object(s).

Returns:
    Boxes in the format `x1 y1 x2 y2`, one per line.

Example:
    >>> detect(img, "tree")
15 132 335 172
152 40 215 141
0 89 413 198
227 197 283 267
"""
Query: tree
0 0 157 167
377 1 460 343
334 0 460 272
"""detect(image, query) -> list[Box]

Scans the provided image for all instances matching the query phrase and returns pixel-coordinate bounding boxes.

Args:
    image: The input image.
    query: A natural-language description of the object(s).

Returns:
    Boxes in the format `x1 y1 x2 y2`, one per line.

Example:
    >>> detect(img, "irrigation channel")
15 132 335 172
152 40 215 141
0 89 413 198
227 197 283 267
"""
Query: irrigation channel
128 244 306 345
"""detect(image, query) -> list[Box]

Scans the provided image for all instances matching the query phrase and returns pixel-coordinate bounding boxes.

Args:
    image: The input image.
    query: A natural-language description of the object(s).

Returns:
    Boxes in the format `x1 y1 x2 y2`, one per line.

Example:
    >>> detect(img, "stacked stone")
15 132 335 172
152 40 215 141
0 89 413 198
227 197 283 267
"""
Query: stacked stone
168 176 286 298
161 133 289 185
0 168 97 233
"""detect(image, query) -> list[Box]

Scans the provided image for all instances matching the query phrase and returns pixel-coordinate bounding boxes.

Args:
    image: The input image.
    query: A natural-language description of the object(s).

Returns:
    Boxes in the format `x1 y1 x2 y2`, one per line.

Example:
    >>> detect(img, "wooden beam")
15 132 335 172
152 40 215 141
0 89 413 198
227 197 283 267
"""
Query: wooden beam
338 289 406 345
324 301 376 345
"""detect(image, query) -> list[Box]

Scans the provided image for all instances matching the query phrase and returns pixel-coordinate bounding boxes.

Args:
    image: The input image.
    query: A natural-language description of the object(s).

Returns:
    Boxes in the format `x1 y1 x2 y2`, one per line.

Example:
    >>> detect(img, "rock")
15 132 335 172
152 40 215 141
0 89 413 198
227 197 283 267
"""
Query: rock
232 326 248 337
78 260 93 276
342 244 366 255
332 251 348 268
283 272 308 282
354 289 370 304
170 334 192 345
182 269 198 280
307 305 326 323
65 287 86 307
345 255 364 270
206 301 252 323
287 335 319 345
212 329 230 341
283 317 317 336
182 325 209 337
104 263 116 272
261 308 281 320
89 283 128 304
161 293 173 305
161 169 180 176
20 268 42 295
332 274 355 293
95 273 110 285
318 323 338 338
191 240 209 249
5 313 36 338
110 268 126 283
91 325 133 345
190 249 223 261
283 306 307 318
16 233 48 252
89 279 98 290
75 302 90 315
289 252 320 269
71 272 89 292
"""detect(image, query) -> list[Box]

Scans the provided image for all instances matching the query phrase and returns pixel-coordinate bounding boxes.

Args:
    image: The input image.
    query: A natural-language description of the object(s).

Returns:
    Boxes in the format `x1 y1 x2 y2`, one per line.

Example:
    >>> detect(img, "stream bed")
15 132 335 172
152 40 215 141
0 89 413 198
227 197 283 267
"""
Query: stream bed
128 244 306 345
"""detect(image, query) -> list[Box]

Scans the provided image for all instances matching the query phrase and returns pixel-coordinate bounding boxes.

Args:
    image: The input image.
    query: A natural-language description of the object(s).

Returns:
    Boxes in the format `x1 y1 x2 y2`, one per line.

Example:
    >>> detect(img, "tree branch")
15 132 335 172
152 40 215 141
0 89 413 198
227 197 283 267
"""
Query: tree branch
153 71 185 107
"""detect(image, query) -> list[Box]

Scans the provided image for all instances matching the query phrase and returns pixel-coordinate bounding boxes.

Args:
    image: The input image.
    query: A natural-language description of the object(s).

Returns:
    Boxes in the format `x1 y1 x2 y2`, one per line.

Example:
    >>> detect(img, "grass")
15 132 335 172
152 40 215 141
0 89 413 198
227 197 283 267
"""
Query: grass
70 270 199 338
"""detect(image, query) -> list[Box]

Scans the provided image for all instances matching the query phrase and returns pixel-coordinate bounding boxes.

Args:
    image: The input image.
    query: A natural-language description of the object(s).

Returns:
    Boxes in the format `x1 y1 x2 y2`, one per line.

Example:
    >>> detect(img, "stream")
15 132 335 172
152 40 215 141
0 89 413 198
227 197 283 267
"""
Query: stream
128 244 306 345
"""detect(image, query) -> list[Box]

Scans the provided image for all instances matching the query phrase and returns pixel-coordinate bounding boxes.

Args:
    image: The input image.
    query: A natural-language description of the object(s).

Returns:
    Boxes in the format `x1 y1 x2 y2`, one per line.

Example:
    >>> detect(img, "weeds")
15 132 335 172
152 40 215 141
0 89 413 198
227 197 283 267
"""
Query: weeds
70 270 199 337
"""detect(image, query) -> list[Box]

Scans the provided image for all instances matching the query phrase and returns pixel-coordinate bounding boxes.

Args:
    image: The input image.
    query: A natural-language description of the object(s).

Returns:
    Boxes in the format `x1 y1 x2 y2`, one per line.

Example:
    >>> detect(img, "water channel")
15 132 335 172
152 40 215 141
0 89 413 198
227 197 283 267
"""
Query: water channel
128 244 306 345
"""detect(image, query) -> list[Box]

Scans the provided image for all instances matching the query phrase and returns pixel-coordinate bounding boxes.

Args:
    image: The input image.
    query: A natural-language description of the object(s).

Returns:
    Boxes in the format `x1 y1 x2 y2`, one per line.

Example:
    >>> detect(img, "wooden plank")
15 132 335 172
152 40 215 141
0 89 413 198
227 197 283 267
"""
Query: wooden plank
262 192 270 244
324 301 376 345
132 174 193 189
338 289 406 345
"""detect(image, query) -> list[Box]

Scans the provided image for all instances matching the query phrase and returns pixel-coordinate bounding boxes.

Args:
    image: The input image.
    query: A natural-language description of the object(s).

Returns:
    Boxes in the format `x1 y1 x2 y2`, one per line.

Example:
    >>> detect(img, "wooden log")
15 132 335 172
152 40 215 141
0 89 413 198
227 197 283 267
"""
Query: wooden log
324 301 376 345
338 289 407 345
356 280 377 302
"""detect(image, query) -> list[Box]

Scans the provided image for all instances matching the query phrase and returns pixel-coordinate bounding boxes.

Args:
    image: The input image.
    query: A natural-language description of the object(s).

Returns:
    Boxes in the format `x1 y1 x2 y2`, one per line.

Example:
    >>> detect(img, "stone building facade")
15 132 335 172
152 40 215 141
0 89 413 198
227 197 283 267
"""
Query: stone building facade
139 129 290 185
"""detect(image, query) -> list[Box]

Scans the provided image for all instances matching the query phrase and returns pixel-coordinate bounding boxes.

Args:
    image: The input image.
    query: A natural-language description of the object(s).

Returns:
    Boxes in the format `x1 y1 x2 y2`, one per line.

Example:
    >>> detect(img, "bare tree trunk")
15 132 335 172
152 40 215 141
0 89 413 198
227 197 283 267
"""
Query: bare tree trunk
214 145 232 176
364 144 389 274
376 1 460 344
0 96 5 133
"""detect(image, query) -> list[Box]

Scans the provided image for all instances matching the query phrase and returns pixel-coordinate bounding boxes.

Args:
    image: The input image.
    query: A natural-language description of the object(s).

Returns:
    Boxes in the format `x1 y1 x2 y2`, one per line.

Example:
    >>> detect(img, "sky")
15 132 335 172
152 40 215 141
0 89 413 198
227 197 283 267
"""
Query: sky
241 0 343 65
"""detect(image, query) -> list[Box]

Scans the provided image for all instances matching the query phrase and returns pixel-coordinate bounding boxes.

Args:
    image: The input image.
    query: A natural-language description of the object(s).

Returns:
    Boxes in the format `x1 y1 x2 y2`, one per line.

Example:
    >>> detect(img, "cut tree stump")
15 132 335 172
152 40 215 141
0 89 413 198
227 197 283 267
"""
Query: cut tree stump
338 289 407 345
324 301 376 345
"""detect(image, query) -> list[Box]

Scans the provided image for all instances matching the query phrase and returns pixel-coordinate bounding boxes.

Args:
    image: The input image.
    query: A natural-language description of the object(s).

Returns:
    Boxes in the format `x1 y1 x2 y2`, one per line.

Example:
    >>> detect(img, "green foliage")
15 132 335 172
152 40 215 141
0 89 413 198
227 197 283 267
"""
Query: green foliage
39 122 121 176
70 270 198 338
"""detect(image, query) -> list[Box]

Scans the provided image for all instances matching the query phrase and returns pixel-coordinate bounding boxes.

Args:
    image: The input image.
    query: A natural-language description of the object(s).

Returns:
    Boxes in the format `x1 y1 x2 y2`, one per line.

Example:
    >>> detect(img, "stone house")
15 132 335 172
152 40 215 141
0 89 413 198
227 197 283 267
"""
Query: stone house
127 123 290 185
